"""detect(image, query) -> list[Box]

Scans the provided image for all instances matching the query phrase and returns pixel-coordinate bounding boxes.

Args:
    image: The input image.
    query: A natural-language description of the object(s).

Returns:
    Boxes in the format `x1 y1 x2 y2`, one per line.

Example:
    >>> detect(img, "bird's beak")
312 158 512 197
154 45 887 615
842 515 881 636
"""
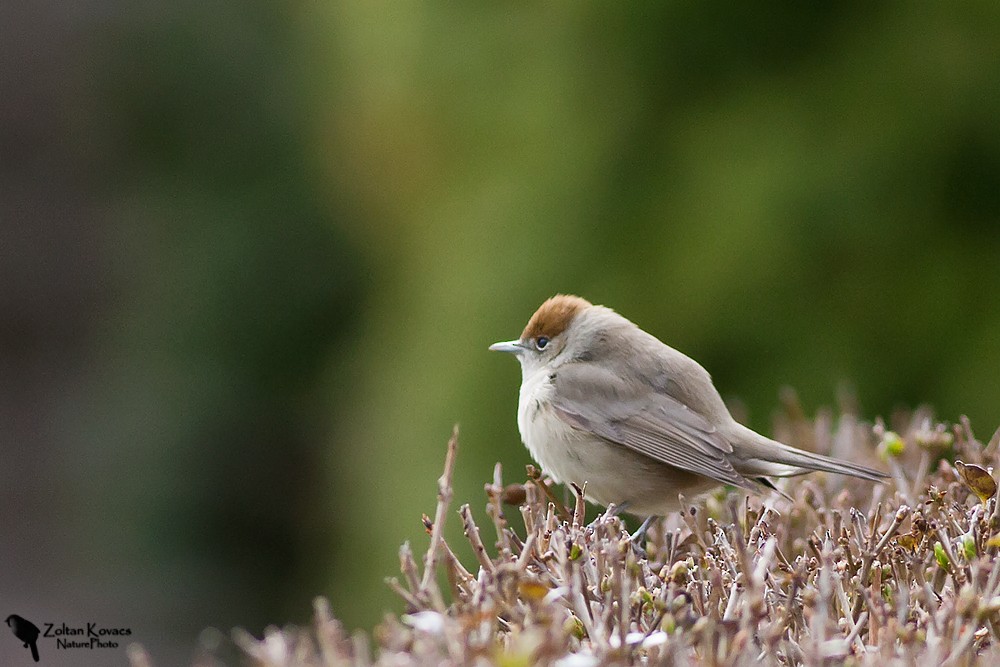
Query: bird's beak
489 339 524 354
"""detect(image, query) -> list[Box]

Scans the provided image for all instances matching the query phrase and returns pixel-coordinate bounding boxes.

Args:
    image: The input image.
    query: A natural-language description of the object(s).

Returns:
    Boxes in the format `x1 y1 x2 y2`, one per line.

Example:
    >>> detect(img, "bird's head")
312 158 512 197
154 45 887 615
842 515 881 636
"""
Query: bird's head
489 294 599 376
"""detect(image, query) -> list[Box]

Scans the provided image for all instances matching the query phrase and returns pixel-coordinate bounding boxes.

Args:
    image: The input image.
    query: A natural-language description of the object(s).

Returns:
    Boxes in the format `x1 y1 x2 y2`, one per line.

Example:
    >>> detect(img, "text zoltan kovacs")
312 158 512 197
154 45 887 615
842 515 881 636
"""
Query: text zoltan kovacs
43 622 132 650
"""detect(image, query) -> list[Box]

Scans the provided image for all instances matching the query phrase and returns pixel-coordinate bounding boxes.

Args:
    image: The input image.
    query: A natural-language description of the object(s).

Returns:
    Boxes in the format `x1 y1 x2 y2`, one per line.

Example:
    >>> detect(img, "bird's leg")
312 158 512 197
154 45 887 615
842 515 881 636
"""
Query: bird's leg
587 502 629 529
605 502 628 518
630 515 658 546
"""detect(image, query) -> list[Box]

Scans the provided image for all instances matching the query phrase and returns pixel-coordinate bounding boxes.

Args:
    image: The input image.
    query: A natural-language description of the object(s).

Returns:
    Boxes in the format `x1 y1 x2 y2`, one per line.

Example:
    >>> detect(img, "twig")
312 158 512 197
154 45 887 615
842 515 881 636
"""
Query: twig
385 577 423 610
419 425 460 594
399 541 420 593
527 466 572 523
851 504 910 620
571 482 587 530
460 504 495 573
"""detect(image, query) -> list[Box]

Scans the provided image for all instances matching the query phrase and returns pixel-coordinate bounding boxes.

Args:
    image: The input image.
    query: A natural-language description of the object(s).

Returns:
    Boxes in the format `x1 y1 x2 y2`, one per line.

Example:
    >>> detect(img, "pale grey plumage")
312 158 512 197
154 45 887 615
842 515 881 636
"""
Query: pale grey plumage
491 295 887 516
549 361 751 490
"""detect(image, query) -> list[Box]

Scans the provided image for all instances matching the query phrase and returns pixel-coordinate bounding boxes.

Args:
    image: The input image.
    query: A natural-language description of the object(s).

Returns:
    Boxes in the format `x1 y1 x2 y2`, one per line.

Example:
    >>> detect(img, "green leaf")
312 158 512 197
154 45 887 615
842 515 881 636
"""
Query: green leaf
934 541 951 569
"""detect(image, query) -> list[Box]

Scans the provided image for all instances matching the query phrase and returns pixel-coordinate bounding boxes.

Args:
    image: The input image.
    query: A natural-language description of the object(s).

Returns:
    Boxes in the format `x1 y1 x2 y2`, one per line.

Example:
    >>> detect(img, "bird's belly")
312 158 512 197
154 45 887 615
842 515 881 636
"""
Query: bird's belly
518 398 714 515
519 401 602 488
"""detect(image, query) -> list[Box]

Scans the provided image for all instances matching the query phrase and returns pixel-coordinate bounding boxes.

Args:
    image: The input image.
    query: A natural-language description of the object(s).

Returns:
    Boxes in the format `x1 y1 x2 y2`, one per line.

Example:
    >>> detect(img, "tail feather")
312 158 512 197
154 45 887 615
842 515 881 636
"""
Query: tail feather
763 443 888 482
731 426 888 482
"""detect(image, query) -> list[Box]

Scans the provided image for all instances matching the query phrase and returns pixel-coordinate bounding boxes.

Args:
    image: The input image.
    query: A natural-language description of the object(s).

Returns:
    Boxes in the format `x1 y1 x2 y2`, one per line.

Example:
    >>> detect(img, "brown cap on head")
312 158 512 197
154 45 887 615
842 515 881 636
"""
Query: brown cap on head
520 294 593 341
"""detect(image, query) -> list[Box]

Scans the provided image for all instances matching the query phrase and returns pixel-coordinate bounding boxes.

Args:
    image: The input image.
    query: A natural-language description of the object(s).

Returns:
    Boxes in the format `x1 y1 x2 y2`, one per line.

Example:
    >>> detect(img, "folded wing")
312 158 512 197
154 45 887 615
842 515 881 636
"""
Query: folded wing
550 362 760 491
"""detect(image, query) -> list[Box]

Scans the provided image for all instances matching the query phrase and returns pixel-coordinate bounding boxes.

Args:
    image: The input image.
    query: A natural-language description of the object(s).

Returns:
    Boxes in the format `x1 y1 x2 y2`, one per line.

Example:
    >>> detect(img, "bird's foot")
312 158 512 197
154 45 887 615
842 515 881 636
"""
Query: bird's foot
628 515 659 559
587 502 629 530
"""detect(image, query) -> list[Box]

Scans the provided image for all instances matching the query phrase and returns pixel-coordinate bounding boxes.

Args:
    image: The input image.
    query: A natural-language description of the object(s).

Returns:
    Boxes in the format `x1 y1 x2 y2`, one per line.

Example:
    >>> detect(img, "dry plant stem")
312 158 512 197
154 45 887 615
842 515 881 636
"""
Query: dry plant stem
312 598 337 662
486 463 513 553
460 504 495 574
844 611 868 652
384 577 421 609
398 542 420 594
439 538 474 586
915 450 932 495
874 504 911 555
514 532 536 571
850 504 910 620
530 474 572 523
351 631 371 667
991 481 1000 532
418 424 459 604
832 566 855 628
571 482 587 529
889 457 915 506
187 413 1000 667
935 525 961 583
943 626 978 667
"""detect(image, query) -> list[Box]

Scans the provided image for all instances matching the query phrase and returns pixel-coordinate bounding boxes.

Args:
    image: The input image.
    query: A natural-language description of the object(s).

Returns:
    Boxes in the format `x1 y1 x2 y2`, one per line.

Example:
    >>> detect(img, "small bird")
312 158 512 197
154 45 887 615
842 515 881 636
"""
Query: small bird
490 295 886 522
6 614 40 662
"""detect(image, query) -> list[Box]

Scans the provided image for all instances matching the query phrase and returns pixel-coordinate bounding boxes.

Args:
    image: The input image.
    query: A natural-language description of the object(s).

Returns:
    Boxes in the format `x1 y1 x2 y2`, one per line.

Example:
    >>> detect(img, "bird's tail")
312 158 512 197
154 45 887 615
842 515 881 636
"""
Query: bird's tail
732 425 888 482
30 641 39 662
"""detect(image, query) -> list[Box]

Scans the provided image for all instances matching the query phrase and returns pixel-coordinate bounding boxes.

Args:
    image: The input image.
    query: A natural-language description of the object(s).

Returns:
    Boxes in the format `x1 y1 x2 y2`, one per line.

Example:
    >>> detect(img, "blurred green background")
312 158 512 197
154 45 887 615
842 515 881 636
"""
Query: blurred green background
3 2 1000 663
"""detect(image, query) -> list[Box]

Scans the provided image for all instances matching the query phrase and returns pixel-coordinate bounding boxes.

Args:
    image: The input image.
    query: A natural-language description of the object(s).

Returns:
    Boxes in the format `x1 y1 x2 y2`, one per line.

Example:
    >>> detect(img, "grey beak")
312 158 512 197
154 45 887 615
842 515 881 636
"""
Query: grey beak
489 340 524 354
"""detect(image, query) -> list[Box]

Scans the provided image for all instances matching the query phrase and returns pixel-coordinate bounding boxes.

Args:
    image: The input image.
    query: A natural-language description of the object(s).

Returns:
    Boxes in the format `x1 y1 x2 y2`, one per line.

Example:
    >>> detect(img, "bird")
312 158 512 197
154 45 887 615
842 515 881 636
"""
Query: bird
490 295 886 531
6 614 40 662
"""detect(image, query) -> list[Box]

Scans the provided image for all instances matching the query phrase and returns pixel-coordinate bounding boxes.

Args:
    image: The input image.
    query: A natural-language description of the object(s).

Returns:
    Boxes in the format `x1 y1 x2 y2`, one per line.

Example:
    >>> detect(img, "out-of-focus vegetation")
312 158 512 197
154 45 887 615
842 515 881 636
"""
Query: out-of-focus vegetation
3 2 1000 663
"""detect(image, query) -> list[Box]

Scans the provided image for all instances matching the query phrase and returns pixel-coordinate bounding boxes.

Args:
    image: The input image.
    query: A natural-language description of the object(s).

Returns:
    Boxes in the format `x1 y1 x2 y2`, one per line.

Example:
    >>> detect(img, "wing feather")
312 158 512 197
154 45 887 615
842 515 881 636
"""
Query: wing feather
550 363 756 490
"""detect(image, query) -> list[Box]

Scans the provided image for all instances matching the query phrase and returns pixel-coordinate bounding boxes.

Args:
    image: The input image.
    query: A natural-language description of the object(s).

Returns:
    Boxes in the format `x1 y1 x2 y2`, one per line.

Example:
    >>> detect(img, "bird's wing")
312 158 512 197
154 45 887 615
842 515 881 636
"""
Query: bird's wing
549 362 756 490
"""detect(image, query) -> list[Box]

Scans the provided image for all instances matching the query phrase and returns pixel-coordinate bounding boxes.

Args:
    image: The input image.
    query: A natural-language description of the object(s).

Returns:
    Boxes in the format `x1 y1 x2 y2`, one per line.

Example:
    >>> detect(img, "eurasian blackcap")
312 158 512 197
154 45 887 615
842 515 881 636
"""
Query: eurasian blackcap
490 294 886 517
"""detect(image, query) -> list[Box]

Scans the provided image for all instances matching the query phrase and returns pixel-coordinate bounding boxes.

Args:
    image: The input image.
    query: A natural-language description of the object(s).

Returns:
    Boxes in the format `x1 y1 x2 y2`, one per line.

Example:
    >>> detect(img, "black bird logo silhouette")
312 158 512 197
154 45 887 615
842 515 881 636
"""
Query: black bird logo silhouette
5 615 40 662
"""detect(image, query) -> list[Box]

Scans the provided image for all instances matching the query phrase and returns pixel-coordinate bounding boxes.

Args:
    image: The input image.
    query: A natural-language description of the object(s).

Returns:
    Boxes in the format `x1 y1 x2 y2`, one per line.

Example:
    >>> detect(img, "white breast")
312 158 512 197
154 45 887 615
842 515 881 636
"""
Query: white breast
516 369 623 503
517 370 575 481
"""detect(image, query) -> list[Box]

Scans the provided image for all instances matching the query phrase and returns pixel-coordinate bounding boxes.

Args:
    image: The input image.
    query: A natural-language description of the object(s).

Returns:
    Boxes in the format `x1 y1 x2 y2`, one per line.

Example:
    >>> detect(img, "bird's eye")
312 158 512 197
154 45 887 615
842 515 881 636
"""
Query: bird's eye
535 336 550 350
